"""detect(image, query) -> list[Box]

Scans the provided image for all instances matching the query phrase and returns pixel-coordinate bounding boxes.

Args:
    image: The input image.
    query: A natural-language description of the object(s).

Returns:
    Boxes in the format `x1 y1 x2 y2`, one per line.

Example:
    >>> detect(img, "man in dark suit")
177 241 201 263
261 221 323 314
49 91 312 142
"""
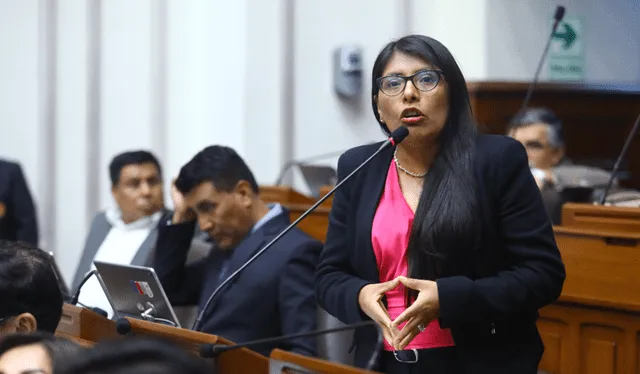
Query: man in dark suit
154 145 321 357
0 160 38 246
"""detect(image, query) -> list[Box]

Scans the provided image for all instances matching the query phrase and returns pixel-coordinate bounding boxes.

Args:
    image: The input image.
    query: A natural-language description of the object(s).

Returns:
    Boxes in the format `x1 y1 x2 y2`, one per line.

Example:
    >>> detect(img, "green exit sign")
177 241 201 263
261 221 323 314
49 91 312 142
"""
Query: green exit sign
548 16 585 81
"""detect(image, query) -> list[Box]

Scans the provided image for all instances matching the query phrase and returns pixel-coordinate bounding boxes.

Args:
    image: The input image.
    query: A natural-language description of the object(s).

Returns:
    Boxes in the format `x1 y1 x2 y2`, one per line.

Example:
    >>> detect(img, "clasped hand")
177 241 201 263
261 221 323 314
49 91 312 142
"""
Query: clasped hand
357 276 440 351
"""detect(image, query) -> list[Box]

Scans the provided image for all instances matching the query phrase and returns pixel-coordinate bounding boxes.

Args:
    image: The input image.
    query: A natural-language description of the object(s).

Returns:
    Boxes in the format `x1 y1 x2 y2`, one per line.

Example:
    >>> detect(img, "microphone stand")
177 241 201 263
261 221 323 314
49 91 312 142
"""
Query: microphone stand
200 321 376 357
200 320 384 371
68 269 97 306
520 5 566 113
192 127 409 332
598 112 640 205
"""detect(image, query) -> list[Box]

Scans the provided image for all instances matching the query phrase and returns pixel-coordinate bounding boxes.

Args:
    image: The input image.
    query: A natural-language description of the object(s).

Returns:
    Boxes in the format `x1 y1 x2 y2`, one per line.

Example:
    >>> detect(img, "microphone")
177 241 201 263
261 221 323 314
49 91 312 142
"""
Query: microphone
200 321 374 357
68 269 97 306
67 270 109 318
199 320 383 370
598 112 640 205
116 318 133 335
192 126 410 332
274 148 358 185
519 5 565 112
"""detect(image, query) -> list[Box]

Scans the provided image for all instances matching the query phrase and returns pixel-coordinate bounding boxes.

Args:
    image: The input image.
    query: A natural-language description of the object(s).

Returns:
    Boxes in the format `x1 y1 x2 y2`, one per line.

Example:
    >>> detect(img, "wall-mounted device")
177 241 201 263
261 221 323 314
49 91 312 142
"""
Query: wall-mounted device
333 46 362 98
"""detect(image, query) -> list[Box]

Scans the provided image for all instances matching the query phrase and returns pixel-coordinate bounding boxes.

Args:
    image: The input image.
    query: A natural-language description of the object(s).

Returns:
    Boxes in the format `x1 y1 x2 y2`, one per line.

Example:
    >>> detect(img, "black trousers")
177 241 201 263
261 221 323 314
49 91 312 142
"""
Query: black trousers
379 347 462 374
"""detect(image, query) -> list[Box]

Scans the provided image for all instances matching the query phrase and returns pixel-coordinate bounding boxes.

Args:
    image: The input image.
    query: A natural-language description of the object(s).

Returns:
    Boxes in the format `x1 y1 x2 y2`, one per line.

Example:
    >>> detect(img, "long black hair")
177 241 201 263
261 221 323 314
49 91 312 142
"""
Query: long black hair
371 35 481 299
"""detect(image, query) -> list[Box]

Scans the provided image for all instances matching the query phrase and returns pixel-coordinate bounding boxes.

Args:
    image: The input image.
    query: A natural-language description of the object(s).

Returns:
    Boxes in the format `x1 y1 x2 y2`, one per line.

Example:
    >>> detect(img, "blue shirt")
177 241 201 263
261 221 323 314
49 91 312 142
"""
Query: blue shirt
251 203 283 234
217 203 283 281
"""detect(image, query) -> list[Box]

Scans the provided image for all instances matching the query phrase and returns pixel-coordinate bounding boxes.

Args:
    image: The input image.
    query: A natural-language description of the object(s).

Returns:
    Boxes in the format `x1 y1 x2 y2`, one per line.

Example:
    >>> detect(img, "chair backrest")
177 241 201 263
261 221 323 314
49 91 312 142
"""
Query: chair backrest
185 233 213 264
604 190 640 207
171 235 212 328
316 308 355 366
173 305 199 328
554 165 613 189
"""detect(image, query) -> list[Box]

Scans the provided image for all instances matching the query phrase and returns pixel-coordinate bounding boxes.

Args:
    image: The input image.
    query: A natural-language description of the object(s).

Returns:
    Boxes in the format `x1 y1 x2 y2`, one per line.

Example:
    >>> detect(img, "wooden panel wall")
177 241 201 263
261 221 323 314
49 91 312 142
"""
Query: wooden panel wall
538 303 640 374
467 82 640 188
536 204 640 374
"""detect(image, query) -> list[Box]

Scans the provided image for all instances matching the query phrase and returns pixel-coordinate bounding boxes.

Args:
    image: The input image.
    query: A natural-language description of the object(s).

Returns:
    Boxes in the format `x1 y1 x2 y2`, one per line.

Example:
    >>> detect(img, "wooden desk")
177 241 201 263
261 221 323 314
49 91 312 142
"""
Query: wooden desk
260 185 330 242
55 305 269 374
561 202 640 234
269 349 380 373
55 304 119 342
117 317 269 374
538 204 640 374
55 304 376 373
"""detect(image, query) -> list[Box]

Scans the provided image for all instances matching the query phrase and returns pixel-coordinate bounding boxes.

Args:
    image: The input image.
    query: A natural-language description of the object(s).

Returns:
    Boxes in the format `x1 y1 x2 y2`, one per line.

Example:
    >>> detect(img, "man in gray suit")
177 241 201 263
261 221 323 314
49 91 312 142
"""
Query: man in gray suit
72 151 167 316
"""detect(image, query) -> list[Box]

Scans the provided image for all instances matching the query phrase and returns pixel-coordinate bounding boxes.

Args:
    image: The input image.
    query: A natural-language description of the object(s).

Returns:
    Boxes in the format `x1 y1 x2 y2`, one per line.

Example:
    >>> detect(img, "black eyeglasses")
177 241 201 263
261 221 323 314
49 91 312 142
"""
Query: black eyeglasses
377 69 443 96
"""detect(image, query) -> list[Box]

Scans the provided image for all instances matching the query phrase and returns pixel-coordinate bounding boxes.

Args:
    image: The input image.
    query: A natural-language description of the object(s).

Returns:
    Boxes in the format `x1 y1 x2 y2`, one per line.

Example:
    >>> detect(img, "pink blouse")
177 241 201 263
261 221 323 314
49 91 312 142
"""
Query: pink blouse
371 160 455 351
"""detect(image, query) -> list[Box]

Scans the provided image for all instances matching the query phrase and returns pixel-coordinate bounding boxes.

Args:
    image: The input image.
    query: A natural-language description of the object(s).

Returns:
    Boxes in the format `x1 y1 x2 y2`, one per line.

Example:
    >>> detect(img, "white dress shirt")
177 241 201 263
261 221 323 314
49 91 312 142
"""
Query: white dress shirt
78 207 162 318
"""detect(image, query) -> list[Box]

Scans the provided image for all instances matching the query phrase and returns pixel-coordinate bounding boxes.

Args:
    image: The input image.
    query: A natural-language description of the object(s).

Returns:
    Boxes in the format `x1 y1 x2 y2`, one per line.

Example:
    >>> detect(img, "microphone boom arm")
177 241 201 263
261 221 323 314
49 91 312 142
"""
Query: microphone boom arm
192 140 399 331
69 269 97 306
200 321 376 357
520 5 565 112
598 112 640 205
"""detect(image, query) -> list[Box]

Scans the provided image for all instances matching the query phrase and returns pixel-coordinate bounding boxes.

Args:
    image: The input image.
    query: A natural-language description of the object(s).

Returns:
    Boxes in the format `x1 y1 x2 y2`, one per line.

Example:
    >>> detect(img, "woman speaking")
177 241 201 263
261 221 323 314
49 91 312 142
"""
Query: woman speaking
315 35 565 373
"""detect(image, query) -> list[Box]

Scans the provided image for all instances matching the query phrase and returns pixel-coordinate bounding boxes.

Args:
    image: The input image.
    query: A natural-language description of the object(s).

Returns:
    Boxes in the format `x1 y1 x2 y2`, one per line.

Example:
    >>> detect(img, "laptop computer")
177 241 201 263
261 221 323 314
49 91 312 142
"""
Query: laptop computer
93 261 182 328
298 164 337 198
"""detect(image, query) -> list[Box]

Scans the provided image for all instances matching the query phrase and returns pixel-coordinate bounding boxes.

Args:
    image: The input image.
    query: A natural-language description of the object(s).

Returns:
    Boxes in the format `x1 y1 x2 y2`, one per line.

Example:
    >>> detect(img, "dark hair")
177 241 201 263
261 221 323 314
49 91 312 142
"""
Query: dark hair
0 332 85 372
508 107 564 148
0 240 63 332
371 35 481 294
109 150 162 186
58 338 210 374
175 146 259 195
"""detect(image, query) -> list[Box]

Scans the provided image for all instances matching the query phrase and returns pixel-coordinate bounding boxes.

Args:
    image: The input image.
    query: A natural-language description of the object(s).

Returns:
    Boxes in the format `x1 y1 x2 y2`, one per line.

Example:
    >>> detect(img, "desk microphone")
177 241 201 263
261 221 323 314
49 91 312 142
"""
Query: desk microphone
192 126 410 332
519 5 565 113
199 320 383 370
68 269 97 306
67 269 109 318
598 112 640 205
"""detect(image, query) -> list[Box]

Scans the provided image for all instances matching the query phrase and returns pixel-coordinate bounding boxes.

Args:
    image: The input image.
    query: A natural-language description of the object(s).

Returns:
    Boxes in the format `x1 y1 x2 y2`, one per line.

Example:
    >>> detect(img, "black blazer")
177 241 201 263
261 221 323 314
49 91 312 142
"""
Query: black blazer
0 160 38 246
154 209 321 358
315 134 566 373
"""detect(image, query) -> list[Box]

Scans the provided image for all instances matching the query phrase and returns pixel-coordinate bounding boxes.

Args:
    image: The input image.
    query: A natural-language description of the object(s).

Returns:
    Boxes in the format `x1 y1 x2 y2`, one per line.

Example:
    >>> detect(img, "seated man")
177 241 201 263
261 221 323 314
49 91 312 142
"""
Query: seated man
155 146 321 357
72 151 169 316
507 108 566 224
0 159 38 246
0 240 63 334
507 107 566 189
